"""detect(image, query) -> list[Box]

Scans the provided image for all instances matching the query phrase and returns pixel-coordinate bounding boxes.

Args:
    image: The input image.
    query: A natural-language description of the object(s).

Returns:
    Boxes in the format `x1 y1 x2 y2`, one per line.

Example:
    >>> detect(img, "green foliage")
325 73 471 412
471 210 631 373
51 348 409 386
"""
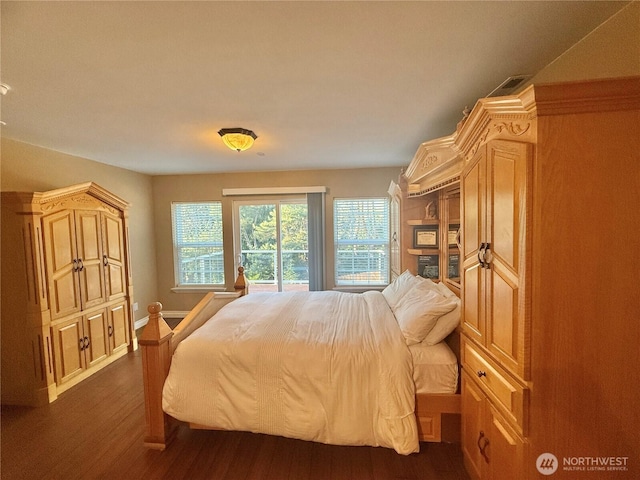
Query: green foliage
239 202 309 283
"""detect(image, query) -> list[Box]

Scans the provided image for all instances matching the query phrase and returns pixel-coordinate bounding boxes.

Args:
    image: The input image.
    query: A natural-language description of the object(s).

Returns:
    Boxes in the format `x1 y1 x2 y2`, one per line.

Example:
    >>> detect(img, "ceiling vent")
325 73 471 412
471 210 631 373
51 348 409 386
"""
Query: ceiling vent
486 75 532 98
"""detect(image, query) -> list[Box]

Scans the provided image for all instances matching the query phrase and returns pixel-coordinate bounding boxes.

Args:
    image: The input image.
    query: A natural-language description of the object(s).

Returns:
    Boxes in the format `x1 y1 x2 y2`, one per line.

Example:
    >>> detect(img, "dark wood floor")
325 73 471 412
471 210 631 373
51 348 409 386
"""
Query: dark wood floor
1 349 470 480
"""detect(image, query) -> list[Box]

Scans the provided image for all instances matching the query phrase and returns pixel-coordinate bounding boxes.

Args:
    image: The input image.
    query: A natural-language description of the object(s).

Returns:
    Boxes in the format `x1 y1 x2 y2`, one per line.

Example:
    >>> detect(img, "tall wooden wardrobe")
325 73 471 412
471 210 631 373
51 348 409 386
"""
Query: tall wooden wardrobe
1 182 135 406
400 76 639 479
457 77 640 479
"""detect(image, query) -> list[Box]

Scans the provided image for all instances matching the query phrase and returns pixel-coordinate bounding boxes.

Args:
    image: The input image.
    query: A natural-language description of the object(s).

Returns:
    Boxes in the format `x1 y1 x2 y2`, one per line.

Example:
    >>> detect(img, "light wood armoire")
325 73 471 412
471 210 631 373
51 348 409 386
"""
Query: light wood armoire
1 182 135 406
457 77 640 479
396 76 639 479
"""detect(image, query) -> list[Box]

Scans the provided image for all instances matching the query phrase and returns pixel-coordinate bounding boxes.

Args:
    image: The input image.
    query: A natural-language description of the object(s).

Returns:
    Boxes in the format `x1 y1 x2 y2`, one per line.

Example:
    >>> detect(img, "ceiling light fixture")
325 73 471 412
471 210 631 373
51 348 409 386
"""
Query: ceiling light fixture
218 128 258 152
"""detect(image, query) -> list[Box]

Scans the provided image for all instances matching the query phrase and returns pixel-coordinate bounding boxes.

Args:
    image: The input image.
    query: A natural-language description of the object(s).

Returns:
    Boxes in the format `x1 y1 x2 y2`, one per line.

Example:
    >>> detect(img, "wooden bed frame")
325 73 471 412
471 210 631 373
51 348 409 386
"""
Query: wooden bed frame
139 267 461 450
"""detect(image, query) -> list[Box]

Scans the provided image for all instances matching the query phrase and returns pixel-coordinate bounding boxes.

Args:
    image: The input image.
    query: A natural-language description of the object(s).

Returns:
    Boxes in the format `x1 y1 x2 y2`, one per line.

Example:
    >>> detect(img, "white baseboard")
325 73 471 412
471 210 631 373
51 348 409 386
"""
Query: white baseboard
134 310 189 331
134 317 149 331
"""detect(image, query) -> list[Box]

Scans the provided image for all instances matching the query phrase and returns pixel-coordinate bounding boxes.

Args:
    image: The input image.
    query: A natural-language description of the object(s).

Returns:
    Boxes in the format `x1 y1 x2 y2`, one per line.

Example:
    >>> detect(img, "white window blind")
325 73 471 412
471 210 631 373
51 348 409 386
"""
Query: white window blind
172 202 225 285
334 198 389 286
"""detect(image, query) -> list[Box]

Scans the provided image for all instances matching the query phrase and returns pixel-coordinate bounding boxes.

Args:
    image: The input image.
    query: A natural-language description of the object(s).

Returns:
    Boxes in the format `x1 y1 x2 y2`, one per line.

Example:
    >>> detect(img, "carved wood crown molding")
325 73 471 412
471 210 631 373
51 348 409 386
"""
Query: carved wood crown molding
454 92 537 161
463 118 533 163
404 133 463 196
33 182 130 212
407 175 461 197
410 76 640 169
405 133 460 181
39 194 120 215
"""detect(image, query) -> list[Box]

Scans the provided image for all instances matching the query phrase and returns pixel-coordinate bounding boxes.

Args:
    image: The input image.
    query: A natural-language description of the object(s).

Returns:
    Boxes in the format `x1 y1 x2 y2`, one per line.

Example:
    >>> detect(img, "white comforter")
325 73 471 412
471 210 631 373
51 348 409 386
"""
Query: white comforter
162 290 419 454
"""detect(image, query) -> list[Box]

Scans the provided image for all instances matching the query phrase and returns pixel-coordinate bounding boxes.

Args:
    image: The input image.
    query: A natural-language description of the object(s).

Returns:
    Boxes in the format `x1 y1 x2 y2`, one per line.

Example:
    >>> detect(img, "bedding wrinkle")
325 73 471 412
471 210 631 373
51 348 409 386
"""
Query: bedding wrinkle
256 293 305 435
364 291 419 453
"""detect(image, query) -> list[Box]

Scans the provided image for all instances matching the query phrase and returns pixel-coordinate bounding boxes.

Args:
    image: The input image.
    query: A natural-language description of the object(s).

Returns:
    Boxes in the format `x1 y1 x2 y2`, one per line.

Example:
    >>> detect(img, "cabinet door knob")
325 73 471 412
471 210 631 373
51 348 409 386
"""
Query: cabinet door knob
482 242 492 266
108 325 113 337
73 259 79 272
83 336 90 349
78 258 84 272
79 338 85 351
477 430 490 461
477 243 486 268
477 430 486 451
103 254 109 267
477 370 487 378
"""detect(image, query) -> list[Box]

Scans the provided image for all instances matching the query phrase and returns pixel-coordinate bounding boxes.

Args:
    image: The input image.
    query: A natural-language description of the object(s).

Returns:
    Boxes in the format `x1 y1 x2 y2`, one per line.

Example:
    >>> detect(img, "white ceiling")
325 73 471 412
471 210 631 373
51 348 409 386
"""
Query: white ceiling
0 1 628 175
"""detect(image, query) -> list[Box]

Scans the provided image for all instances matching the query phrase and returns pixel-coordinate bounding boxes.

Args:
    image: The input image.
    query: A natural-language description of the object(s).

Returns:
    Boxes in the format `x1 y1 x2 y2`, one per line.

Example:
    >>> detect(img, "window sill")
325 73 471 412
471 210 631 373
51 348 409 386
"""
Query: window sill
171 286 227 294
332 286 386 294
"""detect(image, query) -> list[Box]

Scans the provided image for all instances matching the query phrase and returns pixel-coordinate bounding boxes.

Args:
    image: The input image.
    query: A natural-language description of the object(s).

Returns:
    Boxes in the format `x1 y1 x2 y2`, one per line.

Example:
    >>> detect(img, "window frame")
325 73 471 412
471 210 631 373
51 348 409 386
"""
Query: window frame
171 201 225 288
333 197 390 287
232 197 309 292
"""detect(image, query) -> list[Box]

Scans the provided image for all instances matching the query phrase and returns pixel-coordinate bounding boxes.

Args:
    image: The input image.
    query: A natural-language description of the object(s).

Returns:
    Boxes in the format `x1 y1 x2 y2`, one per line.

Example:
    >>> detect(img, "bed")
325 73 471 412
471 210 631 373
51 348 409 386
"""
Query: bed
140 269 462 454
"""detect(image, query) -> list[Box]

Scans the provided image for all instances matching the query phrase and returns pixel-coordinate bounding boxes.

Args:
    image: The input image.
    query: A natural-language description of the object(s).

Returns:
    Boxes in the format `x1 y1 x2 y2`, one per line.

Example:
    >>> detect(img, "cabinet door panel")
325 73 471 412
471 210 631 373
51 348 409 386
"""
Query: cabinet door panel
487 141 529 273
463 263 484 341
85 310 109 368
462 148 487 343
75 211 106 309
108 302 129 354
102 213 127 299
487 404 525 480
486 140 531 377
463 150 484 265
43 211 81 319
488 266 518 367
52 317 84 384
488 147 516 270
462 373 485 480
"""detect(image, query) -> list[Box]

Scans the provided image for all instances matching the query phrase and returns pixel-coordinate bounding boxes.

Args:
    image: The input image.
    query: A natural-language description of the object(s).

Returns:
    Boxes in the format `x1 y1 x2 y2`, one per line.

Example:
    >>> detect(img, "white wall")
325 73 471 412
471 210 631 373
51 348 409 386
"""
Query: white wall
152 167 401 311
528 2 639 85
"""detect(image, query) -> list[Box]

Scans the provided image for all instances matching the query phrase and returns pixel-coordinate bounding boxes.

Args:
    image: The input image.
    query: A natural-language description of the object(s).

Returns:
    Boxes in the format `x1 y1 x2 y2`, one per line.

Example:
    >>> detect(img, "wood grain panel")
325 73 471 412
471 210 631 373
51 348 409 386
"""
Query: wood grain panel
103 212 127 299
75 210 106 309
43 211 81 319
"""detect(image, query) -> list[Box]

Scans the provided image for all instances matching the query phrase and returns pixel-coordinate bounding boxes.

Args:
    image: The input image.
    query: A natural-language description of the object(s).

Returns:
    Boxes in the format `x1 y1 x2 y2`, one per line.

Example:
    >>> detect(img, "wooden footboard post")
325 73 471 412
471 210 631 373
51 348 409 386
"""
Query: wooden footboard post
139 302 176 450
234 265 248 296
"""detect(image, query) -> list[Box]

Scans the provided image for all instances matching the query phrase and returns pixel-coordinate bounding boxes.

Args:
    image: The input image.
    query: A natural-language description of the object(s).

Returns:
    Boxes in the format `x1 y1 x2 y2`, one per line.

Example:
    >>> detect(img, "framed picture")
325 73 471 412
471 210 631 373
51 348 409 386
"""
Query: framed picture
418 254 439 279
448 254 460 279
413 226 438 248
448 224 460 246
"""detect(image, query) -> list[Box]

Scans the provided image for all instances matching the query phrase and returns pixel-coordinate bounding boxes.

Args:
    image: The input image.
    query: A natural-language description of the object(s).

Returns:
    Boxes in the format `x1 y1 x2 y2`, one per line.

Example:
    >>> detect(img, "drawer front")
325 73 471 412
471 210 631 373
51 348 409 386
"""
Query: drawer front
462 337 528 435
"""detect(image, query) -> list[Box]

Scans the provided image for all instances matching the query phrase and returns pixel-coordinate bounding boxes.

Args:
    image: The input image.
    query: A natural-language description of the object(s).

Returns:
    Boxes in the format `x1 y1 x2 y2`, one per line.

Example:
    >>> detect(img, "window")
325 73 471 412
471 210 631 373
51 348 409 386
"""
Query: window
334 198 389 286
235 199 309 292
172 202 224 285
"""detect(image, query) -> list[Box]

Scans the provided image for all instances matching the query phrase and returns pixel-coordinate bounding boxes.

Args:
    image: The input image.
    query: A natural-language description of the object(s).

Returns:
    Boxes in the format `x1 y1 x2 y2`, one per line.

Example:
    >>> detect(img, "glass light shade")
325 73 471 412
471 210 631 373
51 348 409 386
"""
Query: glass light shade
218 128 257 152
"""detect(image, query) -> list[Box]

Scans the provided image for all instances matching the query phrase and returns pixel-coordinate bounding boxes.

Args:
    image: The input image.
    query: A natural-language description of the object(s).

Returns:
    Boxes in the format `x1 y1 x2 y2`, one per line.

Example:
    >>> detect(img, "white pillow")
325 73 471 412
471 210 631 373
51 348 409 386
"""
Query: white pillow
413 276 461 344
382 270 421 310
423 299 461 345
394 285 458 345
413 275 441 292
433 281 457 299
